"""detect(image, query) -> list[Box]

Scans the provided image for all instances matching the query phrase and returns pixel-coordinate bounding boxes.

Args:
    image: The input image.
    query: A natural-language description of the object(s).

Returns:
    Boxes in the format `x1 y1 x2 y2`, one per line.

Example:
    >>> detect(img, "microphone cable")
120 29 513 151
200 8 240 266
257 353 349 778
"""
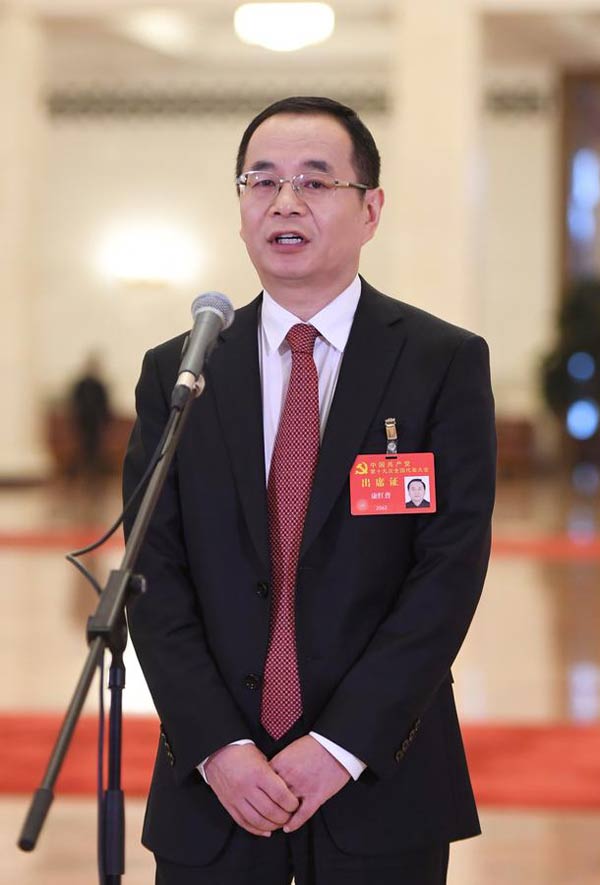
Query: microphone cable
65 407 177 591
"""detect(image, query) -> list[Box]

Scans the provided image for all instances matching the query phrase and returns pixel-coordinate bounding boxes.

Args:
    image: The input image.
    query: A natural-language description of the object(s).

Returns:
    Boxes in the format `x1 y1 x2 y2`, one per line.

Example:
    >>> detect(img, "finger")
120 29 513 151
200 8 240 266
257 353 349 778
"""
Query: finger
240 799 281 833
228 807 272 838
262 772 301 813
250 790 293 827
283 800 318 834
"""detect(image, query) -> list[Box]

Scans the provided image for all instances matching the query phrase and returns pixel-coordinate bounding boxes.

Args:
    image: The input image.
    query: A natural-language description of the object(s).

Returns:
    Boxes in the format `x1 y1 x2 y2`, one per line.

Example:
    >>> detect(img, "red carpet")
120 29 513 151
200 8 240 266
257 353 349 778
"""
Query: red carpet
0 529 123 551
1 714 599 809
492 534 600 560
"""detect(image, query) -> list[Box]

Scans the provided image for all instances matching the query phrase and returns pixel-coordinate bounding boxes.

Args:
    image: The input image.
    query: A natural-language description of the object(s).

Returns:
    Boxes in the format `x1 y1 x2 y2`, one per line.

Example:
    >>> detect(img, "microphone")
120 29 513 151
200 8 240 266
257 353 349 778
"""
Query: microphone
171 292 235 409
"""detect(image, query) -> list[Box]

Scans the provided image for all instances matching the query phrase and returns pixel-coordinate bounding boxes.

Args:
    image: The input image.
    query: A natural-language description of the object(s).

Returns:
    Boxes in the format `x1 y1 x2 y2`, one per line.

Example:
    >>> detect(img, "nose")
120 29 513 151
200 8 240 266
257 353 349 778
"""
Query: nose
269 179 306 215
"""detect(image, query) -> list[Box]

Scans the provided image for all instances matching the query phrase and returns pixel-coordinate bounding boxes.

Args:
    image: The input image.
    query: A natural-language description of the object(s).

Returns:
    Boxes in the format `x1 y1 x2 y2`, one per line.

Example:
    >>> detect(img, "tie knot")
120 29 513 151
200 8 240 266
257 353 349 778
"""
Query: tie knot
286 323 319 354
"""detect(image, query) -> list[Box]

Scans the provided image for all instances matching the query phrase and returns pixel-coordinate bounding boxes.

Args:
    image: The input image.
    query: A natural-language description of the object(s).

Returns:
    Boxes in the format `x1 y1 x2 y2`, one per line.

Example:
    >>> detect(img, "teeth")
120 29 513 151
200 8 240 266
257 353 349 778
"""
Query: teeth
276 235 303 244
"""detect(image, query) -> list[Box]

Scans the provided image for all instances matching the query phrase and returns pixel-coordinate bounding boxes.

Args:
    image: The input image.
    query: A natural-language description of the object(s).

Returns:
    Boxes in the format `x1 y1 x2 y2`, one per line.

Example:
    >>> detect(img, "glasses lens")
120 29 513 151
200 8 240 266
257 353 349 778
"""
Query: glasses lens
294 172 336 198
244 172 278 195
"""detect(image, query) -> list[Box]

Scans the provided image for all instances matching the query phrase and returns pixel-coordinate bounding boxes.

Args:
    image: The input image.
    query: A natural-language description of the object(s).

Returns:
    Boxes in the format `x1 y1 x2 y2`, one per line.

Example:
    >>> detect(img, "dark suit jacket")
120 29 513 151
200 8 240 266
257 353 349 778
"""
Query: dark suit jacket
406 499 431 508
123 278 496 865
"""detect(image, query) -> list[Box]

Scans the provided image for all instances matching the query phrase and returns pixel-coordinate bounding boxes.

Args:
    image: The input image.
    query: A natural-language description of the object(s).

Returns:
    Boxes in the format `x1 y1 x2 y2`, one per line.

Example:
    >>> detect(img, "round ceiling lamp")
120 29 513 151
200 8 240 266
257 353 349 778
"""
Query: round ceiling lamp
234 3 335 53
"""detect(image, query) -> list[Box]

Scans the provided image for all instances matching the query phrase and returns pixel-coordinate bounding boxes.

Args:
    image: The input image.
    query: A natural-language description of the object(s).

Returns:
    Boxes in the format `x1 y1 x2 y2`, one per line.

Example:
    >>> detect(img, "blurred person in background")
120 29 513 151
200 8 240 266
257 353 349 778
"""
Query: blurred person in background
69 352 111 479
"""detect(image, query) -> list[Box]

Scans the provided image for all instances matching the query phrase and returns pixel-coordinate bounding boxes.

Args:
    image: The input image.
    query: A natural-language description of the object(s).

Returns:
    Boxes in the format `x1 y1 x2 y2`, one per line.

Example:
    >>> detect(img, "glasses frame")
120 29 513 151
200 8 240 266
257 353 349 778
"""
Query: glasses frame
236 170 371 200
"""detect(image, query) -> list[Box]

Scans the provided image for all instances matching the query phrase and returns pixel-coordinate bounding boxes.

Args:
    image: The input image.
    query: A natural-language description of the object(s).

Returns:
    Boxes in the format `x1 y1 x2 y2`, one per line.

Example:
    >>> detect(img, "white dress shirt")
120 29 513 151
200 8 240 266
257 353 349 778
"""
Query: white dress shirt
199 275 367 782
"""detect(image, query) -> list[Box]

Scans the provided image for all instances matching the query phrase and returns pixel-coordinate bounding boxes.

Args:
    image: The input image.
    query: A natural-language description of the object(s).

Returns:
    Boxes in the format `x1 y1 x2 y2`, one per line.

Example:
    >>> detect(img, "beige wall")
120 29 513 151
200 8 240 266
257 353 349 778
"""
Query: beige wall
37 74 559 422
39 112 394 414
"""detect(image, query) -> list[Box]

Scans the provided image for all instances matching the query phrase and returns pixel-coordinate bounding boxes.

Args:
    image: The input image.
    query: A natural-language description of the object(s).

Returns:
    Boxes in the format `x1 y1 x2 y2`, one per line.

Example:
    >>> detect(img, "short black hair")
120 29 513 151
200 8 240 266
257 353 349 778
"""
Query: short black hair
236 96 381 188
407 478 426 490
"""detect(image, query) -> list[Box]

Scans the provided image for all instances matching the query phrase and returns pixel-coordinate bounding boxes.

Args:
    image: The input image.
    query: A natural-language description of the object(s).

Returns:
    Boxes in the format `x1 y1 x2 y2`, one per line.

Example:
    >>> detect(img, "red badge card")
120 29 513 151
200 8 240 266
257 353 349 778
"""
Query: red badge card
350 453 437 516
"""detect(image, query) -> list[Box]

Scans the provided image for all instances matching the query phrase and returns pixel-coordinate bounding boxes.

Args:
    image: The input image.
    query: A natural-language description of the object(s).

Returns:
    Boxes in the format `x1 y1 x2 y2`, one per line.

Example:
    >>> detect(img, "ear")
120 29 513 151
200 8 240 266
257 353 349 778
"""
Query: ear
361 187 385 245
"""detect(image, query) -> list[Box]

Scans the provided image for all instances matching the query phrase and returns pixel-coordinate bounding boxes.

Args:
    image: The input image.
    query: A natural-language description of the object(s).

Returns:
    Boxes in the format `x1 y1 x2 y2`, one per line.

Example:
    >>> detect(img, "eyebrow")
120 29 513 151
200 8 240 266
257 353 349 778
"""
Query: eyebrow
249 161 276 171
248 159 334 173
303 160 333 172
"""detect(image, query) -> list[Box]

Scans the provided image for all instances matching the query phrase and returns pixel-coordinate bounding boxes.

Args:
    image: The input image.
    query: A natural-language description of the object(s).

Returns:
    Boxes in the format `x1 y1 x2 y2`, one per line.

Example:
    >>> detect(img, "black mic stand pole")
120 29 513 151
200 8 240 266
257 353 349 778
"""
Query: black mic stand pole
18 381 199 884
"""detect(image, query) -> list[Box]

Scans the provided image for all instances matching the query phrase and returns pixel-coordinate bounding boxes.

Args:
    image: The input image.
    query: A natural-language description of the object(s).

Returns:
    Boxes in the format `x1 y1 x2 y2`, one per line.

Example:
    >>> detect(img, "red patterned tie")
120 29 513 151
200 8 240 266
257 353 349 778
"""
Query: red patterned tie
260 323 320 739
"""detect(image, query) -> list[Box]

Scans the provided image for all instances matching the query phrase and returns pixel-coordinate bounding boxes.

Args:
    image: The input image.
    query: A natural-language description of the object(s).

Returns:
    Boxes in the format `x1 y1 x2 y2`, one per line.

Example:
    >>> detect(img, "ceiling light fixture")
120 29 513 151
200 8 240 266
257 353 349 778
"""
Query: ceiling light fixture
234 2 335 53
117 9 192 56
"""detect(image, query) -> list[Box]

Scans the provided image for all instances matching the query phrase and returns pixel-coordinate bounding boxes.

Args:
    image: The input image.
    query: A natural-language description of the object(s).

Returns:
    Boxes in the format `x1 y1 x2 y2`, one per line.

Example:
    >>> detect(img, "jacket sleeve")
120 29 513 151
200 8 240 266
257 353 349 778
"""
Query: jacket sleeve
312 334 496 779
123 347 252 784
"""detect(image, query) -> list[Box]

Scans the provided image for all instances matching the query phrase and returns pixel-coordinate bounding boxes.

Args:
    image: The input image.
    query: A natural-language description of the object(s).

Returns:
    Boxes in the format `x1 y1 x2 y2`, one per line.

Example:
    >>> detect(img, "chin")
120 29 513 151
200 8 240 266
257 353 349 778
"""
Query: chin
261 263 314 286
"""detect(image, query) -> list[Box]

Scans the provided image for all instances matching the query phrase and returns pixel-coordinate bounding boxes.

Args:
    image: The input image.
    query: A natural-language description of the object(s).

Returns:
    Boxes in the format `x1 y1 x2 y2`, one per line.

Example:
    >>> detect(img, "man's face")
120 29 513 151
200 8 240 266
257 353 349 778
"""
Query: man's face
239 113 383 299
408 481 426 506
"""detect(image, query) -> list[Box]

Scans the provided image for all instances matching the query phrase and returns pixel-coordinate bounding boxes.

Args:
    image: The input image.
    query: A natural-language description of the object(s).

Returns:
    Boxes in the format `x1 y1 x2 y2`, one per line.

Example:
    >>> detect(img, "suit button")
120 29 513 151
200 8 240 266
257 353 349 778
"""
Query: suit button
244 674 260 690
256 581 269 598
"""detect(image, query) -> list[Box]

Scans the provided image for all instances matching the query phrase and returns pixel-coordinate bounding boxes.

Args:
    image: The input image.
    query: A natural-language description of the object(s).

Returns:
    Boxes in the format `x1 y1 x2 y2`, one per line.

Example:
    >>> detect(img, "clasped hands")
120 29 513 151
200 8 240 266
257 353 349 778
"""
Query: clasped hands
204 735 350 837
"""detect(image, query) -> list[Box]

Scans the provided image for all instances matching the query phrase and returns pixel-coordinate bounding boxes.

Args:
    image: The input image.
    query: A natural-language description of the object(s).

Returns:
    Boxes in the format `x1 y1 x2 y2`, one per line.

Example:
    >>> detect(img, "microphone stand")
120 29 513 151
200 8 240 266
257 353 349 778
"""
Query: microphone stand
18 383 199 883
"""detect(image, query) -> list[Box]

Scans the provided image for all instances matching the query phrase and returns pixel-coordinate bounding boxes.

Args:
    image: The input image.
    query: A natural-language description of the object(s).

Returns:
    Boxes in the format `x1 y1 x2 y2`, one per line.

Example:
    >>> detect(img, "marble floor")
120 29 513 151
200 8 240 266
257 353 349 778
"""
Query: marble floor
3 801 600 885
1 474 599 883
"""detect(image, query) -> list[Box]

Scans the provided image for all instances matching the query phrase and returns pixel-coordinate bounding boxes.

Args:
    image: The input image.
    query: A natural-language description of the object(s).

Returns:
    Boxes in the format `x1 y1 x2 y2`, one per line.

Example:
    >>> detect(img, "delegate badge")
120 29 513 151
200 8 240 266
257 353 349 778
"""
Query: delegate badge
350 452 437 516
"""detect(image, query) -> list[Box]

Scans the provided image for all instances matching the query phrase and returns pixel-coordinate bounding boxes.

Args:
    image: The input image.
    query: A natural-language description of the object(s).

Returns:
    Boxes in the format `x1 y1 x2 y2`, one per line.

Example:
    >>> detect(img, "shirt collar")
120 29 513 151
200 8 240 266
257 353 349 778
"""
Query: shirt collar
261 275 361 354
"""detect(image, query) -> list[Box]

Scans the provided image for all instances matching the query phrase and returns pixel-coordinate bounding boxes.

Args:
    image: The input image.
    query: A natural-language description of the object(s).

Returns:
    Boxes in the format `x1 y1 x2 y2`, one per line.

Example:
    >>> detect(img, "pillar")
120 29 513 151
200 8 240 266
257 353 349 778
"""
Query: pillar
0 2 47 477
390 0 483 330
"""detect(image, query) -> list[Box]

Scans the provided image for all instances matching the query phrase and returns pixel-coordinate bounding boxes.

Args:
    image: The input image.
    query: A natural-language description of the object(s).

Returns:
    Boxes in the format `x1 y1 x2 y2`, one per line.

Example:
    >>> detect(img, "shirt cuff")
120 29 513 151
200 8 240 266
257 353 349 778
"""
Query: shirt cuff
310 732 367 780
197 739 255 783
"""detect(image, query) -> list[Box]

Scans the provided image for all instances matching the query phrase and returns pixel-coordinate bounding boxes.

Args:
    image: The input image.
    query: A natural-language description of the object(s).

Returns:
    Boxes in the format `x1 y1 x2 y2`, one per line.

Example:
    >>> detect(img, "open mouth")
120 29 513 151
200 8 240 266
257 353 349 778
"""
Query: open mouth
270 233 306 245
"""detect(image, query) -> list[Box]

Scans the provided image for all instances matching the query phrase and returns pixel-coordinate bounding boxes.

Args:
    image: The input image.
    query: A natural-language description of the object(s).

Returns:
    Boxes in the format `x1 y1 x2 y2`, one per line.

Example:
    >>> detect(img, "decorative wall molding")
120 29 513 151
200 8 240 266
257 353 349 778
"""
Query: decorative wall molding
47 88 389 118
485 87 557 114
46 86 556 119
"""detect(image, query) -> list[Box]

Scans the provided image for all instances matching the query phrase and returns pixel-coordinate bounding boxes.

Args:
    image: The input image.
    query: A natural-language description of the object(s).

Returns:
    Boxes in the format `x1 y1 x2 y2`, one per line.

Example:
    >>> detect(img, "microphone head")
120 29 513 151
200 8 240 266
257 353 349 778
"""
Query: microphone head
191 291 235 330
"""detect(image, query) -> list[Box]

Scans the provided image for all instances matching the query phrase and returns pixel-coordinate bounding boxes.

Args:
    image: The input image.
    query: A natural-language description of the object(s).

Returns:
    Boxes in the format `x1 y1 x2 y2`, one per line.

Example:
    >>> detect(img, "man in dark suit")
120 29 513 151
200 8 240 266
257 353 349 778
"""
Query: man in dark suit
123 96 496 884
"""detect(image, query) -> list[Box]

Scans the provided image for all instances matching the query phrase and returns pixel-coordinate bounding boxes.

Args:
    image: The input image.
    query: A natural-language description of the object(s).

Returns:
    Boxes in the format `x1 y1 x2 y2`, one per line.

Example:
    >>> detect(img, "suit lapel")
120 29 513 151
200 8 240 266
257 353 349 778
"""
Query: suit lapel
300 280 408 558
206 296 270 573
206 282 408 569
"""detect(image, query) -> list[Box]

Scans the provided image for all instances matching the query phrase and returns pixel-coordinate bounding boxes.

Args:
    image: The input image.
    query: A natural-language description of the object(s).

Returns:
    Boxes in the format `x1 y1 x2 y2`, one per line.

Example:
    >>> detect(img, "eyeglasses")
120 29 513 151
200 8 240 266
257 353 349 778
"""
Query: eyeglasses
236 170 370 202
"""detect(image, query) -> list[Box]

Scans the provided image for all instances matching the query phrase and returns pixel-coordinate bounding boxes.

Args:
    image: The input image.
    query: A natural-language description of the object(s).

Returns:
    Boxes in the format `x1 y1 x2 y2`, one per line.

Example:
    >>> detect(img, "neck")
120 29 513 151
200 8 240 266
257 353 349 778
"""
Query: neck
263 273 358 321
